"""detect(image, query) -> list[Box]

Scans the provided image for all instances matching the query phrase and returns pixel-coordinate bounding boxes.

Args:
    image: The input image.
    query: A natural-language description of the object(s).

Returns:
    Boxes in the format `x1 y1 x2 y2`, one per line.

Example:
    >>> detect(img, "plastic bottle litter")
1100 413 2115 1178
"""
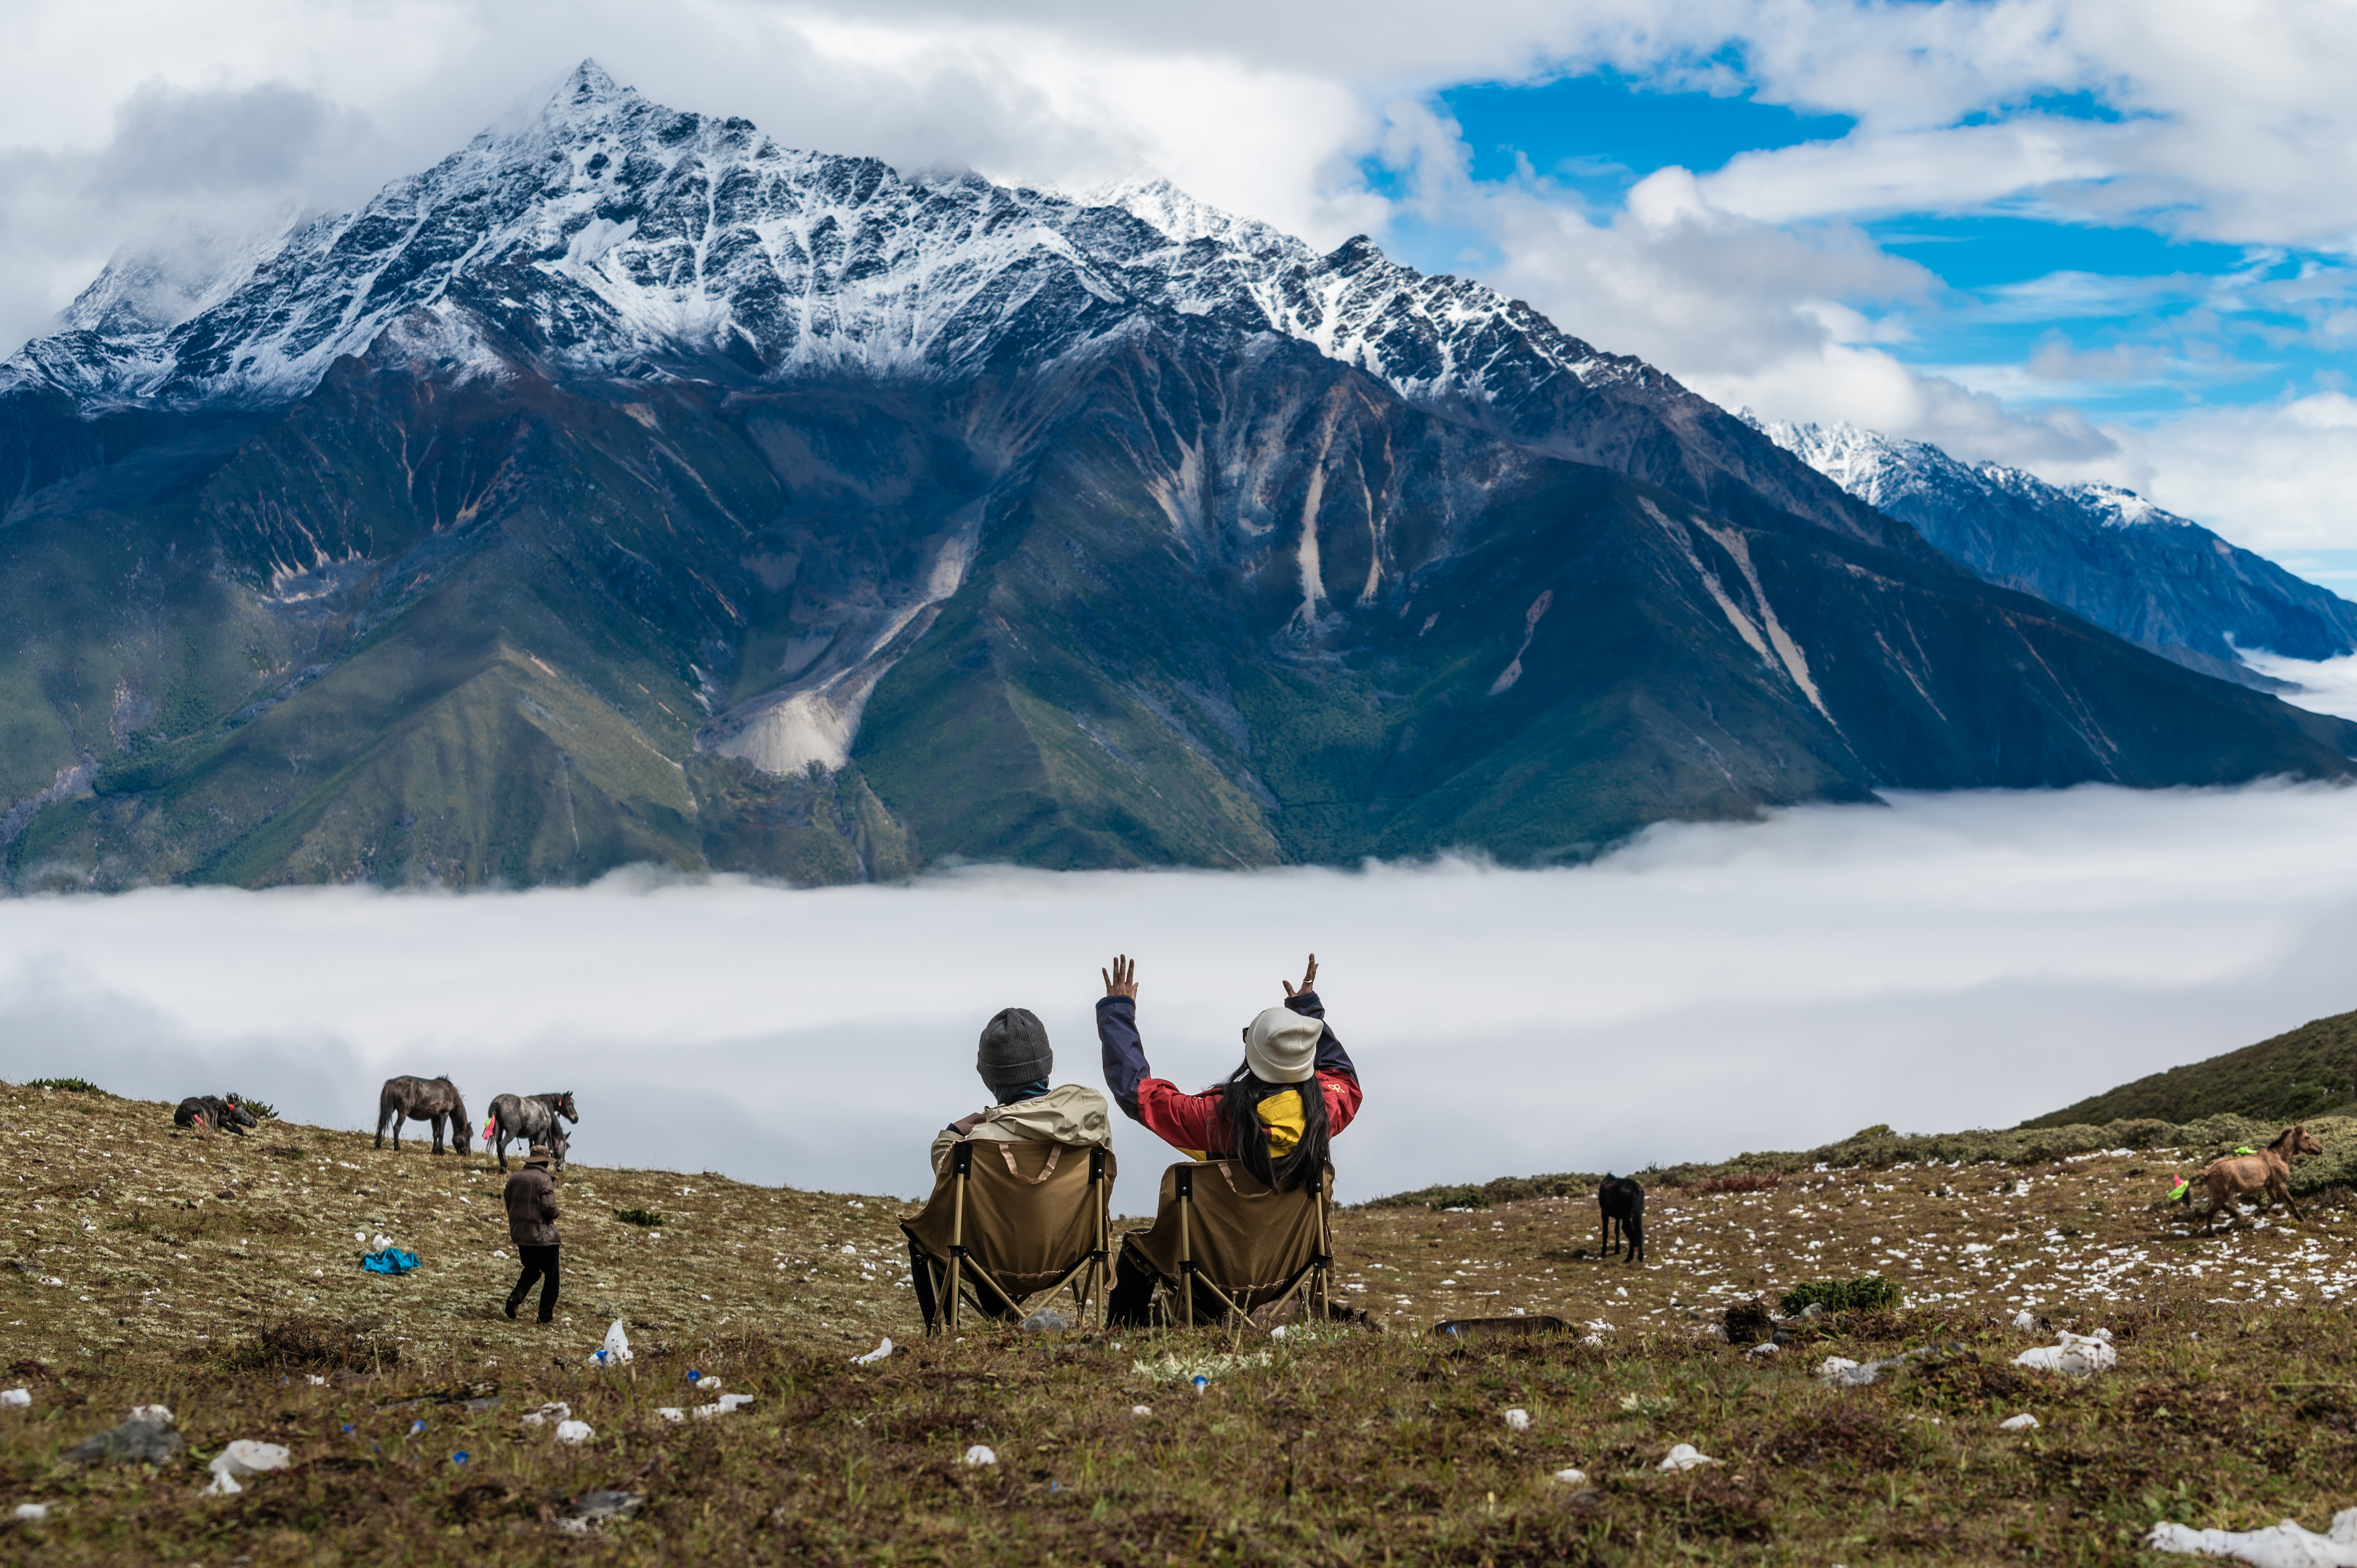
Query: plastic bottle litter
1191 1376 1210 1395
1503 1409 1532 1432
0 1389 29 1408
1553 1468 1589 1487
2149 1507 2357 1566
850 1337 893 1366
962 1444 997 1467
1999 1413 2040 1431
1659 1444 1718 1472
2014 1330 2115 1377
693 1394 756 1419
553 1420 594 1444
592 1320 633 1367
203 1440 291 1496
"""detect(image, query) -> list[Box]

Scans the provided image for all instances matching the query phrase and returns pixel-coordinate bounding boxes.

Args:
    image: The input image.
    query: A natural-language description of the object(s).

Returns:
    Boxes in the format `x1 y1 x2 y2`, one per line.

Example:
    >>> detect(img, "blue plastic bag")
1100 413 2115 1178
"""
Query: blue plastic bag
362 1248 421 1275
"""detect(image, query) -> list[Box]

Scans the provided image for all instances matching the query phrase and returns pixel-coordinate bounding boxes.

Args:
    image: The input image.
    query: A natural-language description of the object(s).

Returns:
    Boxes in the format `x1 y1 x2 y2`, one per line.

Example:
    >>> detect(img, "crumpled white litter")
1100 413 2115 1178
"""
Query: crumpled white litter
305 1376 326 1387
2015 1330 2115 1376
202 1440 291 1496
1130 1405 1152 1418
2012 1310 2039 1330
0 1389 29 1408
1504 1409 1531 1431
1659 1444 1717 1471
14 1503 51 1522
520 1401 571 1427
2000 1413 2040 1431
370 1234 393 1254
693 1394 756 1420
657 1408 685 1423
593 1319 633 1366
850 1337 892 1366
2149 1506 2357 1566
1553 1468 1589 1486
962 1444 997 1467
130 1404 173 1425
1746 1342 1781 1358
553 1420 594 1444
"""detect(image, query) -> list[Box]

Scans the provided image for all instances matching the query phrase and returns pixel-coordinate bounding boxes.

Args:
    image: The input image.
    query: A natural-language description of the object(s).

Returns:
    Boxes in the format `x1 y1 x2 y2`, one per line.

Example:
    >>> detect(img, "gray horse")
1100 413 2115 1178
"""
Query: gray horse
489 1091 578 1172
375 1075 472 1155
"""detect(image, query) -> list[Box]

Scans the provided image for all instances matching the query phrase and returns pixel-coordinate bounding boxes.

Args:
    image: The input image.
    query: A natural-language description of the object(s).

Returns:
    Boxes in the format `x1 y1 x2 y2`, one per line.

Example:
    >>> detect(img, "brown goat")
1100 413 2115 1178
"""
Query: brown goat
2199 1123 2323 1228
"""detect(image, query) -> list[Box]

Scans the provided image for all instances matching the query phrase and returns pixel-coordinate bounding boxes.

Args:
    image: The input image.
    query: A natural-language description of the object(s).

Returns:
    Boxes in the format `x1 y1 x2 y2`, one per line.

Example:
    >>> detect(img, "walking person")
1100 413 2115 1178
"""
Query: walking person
502 1142 562 1323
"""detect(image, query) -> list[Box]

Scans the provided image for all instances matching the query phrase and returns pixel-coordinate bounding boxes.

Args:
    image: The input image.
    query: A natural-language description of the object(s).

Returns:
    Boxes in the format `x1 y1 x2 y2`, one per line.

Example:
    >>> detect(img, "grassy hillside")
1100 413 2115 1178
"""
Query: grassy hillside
10 1081 2357 1563
2024 1007 2357 1129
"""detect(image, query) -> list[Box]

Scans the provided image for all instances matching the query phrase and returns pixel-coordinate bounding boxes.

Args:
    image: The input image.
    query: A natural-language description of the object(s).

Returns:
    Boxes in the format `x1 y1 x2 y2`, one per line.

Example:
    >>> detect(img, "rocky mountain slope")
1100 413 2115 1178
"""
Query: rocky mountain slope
1749 416 2357 689
2 63 2352 889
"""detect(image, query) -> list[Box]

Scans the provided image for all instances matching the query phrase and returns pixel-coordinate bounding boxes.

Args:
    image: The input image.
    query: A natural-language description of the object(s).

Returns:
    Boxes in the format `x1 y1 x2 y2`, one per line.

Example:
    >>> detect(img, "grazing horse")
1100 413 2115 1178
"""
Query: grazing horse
489 1091 579 1172
1598 1174 1646 1264
174 1095 256 1137
2200 1124 2323 1229
375 1075 472 1155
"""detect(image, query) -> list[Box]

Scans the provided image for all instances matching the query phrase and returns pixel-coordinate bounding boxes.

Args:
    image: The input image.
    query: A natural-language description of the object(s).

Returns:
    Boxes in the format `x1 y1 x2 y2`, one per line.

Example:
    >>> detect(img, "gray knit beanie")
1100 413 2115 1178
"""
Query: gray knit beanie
977 1007 1053 1092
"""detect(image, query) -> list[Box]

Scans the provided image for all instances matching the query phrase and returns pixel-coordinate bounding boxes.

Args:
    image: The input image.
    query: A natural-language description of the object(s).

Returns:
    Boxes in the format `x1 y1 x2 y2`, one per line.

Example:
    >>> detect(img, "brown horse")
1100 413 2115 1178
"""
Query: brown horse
376 1075 472 1155
2199 1124 2323 1228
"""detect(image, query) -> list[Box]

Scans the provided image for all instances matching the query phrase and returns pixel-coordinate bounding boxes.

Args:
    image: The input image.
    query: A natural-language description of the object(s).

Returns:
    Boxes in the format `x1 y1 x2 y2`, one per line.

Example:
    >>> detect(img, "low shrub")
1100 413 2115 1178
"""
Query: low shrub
1423 1187 1493 1211
1700 1173 1781 1194
1779 1274 1904 1316
614 1206 666 1227
27 1077 107 1095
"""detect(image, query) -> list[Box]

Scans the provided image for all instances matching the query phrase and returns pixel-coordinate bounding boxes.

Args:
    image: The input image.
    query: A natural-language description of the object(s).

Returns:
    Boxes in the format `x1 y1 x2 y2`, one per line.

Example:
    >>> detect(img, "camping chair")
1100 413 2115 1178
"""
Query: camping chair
901 1139 1115 1334
1119 1158 1334 1331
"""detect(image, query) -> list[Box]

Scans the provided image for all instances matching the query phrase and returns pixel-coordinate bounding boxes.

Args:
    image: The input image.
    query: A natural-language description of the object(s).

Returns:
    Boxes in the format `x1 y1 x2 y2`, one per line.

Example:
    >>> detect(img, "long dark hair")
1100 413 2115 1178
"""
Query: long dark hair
1217 1065 1330 1192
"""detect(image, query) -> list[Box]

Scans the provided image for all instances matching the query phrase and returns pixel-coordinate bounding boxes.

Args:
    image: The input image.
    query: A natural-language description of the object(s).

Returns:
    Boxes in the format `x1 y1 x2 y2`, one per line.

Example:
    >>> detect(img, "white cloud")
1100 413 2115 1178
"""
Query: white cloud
7 784 2357 1204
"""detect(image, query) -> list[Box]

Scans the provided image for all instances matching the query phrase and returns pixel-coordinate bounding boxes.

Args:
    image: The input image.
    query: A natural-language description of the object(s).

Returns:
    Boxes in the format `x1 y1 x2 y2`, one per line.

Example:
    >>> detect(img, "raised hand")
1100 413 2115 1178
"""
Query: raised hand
1281 953 1318 998
1103 954 1140 999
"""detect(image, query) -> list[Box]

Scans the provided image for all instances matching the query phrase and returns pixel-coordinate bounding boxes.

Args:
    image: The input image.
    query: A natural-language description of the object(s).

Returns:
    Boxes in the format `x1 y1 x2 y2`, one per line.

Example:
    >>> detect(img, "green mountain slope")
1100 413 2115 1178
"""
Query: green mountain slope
2025 1008 2357 1128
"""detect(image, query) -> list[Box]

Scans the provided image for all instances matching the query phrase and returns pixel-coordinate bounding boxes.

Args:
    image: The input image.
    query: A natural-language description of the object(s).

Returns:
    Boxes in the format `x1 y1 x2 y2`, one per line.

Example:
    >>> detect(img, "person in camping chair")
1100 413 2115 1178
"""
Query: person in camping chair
1094 952 1362 1324
910 1008 1114 1323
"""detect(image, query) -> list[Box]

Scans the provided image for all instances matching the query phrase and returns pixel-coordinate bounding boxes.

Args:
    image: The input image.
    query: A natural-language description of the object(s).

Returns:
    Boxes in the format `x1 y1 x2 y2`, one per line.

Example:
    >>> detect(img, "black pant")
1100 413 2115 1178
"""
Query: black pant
508 1244 559 1321
906 1237 1023 1330
1106 1244 1159 1327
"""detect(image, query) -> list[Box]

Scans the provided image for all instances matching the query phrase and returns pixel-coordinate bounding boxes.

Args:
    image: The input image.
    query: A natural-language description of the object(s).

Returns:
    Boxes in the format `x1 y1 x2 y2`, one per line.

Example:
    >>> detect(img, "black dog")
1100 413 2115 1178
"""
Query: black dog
1597 1174 1645 1264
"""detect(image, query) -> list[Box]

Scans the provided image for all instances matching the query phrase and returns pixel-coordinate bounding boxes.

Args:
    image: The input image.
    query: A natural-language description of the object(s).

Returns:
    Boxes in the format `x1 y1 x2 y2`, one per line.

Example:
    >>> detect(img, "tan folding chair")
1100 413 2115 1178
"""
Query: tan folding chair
901 1139 1116 1334
1119 1159 1334 1330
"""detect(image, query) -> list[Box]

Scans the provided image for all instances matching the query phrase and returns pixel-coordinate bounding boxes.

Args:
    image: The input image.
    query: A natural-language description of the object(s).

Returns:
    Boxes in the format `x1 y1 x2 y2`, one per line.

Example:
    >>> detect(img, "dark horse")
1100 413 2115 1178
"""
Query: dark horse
1597 1174 1646 1264
489 1091 578 1172
174 1094 257 1137
376 1075 472 1155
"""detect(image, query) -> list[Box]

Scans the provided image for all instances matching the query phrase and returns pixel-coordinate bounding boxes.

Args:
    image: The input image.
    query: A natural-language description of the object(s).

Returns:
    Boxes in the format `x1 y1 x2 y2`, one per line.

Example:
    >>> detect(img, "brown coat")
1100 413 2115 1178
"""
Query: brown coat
504 1165 560 1247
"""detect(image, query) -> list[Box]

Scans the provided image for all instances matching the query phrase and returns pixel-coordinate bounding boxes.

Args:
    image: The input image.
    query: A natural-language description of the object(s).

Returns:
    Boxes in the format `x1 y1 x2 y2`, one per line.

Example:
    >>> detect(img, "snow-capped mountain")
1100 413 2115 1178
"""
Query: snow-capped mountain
1749 416 2357 684
3 62 1891 548
3 63 2351 892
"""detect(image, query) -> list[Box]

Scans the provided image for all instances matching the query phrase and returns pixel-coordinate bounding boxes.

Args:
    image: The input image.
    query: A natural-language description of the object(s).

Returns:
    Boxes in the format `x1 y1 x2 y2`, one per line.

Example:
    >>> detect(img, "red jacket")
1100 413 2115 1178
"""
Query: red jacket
1096 992 1361 1157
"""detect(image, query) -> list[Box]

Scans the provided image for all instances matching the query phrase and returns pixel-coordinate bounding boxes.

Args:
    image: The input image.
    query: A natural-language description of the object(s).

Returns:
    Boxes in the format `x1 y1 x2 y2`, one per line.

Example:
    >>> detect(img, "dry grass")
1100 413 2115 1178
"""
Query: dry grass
7 1084 2357 1563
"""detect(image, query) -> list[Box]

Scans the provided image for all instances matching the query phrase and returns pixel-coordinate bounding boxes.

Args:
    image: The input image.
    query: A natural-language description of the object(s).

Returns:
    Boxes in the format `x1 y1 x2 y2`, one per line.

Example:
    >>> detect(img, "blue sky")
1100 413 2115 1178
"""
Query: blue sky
1392 74 2350 427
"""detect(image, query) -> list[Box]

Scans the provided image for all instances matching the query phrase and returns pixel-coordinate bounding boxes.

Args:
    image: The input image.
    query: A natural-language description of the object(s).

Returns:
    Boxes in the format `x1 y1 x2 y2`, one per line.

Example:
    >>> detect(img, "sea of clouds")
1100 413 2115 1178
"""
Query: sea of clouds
5 781 2357 1205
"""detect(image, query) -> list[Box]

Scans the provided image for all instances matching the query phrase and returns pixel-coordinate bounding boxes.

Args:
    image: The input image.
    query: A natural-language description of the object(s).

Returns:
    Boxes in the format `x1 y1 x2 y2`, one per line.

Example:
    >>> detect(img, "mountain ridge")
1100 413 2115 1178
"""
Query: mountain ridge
2 62 2352 890
1748 414 2357 689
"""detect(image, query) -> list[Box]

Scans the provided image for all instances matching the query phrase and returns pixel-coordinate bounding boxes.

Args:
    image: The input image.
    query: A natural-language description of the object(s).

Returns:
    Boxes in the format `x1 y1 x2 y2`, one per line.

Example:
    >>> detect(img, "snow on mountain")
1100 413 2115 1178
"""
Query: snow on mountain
2 61 1638 425
1749 413 2357 675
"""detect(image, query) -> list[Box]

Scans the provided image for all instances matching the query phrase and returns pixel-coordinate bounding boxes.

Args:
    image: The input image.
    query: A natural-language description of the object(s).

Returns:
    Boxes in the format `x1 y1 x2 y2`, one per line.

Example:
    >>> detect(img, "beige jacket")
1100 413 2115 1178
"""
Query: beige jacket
929 1083 1113 1178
